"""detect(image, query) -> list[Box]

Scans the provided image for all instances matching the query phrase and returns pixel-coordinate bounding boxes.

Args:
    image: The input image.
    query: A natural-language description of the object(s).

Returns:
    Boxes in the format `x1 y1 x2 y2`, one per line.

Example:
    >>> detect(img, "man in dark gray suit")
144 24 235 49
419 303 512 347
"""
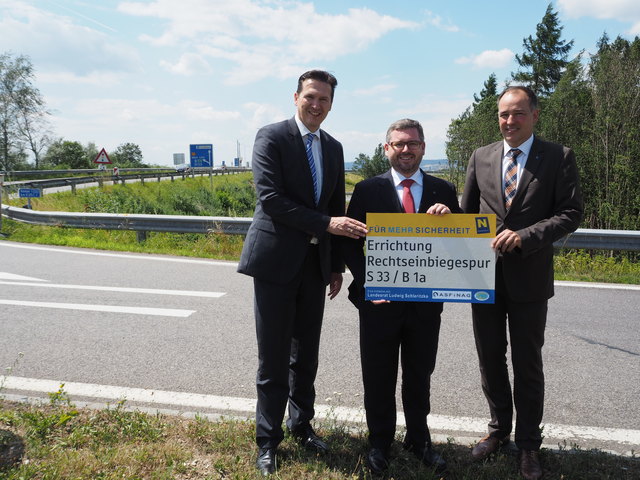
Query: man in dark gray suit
238 70 367 476
461 86 583 480
342 119 461 476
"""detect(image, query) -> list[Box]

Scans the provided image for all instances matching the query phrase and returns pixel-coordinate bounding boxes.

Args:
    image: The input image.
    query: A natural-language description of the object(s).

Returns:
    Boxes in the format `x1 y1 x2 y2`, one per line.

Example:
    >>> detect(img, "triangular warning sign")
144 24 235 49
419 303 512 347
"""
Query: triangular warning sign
94 148 112 164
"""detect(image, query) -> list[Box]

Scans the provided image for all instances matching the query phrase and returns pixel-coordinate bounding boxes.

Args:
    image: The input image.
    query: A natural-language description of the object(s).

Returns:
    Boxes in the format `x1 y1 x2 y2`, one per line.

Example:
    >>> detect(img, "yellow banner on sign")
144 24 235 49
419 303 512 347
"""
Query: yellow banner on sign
366 213 496 238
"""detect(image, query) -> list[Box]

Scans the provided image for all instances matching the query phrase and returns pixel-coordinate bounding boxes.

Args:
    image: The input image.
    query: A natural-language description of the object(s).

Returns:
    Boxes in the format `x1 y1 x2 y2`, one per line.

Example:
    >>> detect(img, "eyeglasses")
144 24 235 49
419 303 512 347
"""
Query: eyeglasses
388 141 423 151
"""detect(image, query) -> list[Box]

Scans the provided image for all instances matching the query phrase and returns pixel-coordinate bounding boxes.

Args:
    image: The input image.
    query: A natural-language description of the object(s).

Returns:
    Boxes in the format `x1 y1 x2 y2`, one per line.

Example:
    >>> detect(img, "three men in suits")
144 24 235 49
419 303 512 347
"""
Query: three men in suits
342 119 462 475
238 70 367 476
461 86 583 480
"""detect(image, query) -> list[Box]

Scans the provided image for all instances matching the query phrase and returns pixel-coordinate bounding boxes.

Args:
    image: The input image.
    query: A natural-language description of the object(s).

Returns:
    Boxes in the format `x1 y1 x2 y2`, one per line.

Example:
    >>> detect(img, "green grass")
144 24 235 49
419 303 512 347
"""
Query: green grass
0 396 637 480
1 173 639 283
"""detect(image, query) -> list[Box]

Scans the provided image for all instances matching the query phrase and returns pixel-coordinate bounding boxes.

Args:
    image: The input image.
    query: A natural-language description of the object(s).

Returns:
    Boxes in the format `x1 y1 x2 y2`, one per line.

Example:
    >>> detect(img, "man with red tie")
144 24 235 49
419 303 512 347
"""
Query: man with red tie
342 118 462 475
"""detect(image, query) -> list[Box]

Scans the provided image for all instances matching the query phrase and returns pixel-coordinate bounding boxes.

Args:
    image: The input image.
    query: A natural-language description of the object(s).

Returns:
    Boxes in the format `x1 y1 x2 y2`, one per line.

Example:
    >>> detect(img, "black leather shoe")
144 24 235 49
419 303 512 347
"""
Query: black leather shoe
366 448 390 475
256 448 277 476
420 446 447 473
290 425 329 453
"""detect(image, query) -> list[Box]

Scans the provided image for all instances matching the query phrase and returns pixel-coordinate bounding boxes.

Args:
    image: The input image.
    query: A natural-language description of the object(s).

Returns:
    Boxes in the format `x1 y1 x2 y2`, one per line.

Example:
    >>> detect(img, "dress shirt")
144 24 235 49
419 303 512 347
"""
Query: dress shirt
391 168 423 210
501 135 534 190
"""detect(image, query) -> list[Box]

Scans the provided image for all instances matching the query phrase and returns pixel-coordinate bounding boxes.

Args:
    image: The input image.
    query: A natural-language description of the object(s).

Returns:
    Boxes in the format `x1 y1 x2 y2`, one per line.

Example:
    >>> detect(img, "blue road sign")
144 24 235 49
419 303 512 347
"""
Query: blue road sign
189 144 213 168
19 188 41 198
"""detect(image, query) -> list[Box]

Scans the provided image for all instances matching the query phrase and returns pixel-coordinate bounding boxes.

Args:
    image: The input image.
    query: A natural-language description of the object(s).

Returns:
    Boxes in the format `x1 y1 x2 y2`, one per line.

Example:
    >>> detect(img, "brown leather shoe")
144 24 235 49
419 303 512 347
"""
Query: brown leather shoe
519 449 542 480
471 435 509 460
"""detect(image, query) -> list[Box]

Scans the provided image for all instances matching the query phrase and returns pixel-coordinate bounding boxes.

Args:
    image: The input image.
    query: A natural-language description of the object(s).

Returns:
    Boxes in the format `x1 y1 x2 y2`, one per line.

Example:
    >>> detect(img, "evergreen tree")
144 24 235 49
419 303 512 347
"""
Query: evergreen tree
512 4 574 96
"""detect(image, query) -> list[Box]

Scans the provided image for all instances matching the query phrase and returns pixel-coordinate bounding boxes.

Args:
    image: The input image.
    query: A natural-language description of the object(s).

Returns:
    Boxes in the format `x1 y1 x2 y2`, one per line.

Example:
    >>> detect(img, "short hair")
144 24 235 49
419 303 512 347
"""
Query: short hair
498 85 539 111
297 70 338 101
386 118 425 143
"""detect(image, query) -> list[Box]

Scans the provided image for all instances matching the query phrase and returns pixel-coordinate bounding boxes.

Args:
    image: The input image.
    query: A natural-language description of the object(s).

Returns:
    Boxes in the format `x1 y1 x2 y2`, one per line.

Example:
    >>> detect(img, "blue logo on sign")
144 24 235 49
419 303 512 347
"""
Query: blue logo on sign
474 291 490 302
475 217 490 234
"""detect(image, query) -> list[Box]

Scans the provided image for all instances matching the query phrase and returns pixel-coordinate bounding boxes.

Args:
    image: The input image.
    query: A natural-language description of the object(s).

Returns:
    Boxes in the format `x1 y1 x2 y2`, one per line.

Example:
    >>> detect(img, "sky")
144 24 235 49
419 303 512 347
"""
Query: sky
2 0 640 167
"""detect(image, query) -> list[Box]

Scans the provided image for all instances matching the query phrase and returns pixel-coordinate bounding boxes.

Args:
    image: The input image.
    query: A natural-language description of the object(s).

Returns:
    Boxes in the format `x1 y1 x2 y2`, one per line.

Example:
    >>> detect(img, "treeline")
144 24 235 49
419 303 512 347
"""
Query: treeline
446 5 640 231
1 52 147 171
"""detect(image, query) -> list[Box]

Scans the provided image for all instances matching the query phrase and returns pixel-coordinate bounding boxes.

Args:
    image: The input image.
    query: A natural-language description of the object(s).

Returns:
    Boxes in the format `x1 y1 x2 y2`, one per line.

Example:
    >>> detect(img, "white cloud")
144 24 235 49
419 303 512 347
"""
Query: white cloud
455 49 514 69
424 10 460 32
353 84 397 97
118 0 417 84
558 0 640 35
0 1 140 79
160 53 212 76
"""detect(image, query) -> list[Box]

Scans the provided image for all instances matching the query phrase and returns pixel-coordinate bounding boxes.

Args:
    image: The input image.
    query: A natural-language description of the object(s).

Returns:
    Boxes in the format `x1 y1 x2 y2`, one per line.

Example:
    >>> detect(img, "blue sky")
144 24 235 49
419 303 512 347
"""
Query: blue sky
2 0 639 167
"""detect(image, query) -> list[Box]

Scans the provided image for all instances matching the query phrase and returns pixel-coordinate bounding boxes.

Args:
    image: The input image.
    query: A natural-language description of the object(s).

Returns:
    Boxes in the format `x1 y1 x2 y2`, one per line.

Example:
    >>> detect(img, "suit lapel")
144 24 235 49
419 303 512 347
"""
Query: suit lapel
489 143 507 216
512 138 543 207
382 171 404 212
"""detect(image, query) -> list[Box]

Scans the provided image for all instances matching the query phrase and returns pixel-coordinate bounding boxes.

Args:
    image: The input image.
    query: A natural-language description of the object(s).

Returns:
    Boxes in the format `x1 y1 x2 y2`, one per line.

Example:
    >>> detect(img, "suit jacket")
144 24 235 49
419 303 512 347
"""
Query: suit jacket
238 117 346 285
342 169 462 311
461 137 583 302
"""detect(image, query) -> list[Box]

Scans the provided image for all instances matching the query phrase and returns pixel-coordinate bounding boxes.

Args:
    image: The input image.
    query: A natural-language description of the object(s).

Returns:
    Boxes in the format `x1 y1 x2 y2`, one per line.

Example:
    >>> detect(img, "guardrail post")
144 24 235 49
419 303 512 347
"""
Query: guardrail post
136 231 148 242
70 182 76 194
140 176 145 185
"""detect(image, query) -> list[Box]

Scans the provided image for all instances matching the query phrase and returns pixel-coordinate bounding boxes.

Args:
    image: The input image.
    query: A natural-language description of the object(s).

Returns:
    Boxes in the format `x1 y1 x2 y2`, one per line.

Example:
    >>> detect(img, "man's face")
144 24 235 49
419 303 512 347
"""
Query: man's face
498 89 539 147
294 79 333 131
384 128 425 177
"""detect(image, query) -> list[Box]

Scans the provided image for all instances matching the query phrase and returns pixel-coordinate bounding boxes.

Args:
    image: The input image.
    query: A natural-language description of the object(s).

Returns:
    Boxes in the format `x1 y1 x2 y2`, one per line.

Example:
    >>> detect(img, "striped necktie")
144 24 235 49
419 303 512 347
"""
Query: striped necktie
504 148 521 209
305 133 319 204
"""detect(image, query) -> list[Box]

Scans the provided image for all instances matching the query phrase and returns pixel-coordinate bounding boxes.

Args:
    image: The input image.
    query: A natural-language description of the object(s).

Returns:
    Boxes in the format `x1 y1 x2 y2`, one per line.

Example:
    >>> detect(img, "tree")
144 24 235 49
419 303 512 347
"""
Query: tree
111 142 144 167
445 74 501 189
512 4 574 96
352 143 388 179
42 139 92 169
0 52 49 171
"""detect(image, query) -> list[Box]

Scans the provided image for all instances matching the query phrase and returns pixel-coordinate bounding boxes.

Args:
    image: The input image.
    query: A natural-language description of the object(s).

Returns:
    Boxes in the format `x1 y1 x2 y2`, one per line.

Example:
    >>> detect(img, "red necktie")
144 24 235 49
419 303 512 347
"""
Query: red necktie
400 179 415 213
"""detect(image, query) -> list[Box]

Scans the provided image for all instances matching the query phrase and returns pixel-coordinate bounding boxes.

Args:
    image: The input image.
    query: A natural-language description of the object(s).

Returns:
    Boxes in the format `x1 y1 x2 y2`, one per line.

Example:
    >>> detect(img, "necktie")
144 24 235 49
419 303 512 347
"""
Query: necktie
400 178 415 213
305 133 319 204
504 148 521 210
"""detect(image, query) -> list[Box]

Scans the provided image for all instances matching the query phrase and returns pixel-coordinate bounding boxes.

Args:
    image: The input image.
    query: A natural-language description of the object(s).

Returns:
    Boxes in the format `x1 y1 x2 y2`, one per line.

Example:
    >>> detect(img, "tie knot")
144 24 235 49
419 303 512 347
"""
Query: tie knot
507 148 522 159
400 179 414 188
306 133 315 145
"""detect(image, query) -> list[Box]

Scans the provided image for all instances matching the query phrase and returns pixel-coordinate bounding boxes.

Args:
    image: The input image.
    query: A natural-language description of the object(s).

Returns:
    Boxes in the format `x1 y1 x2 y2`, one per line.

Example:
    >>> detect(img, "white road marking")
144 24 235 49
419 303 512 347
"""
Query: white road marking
0 241 236 267
0 272 48 282
0 300 194 317
0 280 225 298
2 376 639 448
556 280 640 291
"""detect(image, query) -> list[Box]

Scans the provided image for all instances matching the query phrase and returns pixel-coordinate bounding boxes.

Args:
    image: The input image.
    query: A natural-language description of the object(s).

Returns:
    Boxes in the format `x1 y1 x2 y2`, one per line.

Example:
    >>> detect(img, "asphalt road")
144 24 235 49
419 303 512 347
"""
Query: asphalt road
1 240 638 454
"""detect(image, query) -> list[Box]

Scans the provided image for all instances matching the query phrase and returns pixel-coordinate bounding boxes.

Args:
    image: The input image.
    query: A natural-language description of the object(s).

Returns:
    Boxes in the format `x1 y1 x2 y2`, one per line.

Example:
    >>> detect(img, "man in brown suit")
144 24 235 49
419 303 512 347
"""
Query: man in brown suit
461 86 583 480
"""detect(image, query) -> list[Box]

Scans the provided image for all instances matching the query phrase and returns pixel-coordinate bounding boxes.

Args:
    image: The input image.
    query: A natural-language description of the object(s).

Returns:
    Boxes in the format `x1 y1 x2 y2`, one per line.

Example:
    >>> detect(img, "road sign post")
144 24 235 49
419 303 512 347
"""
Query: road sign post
190 144 214 189
19 188 41 210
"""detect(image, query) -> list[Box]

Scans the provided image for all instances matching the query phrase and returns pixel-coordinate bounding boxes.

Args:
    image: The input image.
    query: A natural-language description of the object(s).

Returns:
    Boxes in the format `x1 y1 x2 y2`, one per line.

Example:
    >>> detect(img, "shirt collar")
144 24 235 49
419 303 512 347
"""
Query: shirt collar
391 168 423 187
294 114 320 139
503 134 534 158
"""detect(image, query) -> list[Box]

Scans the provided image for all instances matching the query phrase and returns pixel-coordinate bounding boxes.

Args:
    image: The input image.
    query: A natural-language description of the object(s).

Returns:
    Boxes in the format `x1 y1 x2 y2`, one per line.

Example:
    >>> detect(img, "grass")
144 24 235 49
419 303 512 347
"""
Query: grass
0 395 638 480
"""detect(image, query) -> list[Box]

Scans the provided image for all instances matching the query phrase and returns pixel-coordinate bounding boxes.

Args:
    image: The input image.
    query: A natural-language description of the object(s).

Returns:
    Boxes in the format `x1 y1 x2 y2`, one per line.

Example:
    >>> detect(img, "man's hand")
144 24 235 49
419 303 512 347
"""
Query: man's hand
426 203 451 215
491 229 522 253
327 216 368 238
328 272 343 299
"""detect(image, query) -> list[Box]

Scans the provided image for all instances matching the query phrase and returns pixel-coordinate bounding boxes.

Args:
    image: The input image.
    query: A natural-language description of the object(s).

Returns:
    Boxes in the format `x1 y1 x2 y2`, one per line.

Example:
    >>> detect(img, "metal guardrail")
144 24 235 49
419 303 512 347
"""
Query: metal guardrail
1 167 250 193
1 204 639 250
